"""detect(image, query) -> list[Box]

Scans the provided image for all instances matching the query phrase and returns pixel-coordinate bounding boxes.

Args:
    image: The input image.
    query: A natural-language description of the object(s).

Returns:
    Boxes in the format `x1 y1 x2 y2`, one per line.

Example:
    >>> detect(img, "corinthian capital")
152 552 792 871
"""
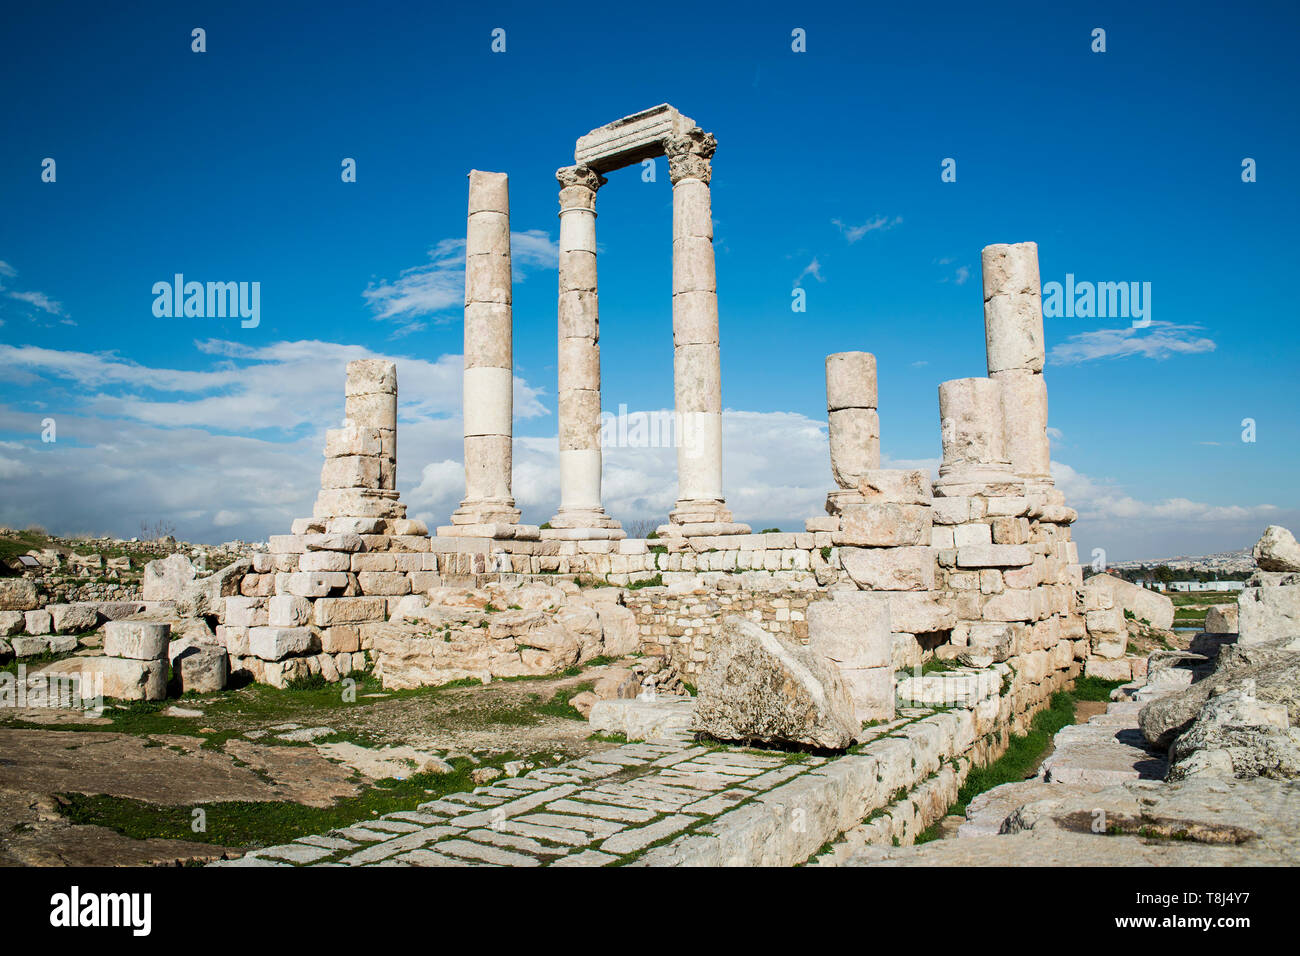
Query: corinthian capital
665 127 717 185
556 164 608 192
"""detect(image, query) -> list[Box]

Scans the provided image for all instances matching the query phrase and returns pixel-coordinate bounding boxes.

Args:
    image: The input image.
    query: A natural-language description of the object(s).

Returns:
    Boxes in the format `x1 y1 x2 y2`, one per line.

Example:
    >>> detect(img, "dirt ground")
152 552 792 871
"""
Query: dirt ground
0 664 625 866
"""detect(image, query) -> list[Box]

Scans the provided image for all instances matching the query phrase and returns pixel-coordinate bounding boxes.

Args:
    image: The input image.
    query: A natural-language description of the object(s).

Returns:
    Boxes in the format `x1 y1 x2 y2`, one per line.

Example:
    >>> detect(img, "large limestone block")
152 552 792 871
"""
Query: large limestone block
103 621 170 660
884 592 957 635
467 169 509 214
24 609 52 635
833 502 931 547
50 603 100 634
856 469 931 504
344 359 397 396
983 294 1045 373
672 290 719 346
344 390 398 430
1082 574 1174 630
956 545 1033 568
692 618 858 749
320 456 382 490
838 666 895 724
142 553 196 602
0 578 40 611
0 611 21 636
1254 525 1300 573
994 369 1050 477
464 301 512 369
248 626 315 661
176 560 250 618
324 422 383 458
825 351 877 412
672 235 718 294
938 377 1007 465
807 592 891 669
99 657 168 701
840 547 936 591
828 408 881 488
313 597 387 627
173 645 229 694
981 241 1040 299
1238 585 1300 645
594 603 640 658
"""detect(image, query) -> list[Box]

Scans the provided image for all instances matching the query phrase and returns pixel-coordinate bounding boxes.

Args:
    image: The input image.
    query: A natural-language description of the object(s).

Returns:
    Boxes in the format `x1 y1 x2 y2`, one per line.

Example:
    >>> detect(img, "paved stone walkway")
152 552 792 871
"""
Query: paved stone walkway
213 726 829 867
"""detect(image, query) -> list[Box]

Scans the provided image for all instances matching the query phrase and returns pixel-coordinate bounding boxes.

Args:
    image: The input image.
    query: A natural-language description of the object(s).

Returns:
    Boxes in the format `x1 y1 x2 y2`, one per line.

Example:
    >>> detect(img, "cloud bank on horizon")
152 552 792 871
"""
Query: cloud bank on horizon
0 338 1286 563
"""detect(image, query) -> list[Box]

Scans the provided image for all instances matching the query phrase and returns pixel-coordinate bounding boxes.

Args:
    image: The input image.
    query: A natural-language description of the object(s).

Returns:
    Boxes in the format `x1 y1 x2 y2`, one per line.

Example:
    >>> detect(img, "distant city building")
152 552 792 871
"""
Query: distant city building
1148 580 1246 593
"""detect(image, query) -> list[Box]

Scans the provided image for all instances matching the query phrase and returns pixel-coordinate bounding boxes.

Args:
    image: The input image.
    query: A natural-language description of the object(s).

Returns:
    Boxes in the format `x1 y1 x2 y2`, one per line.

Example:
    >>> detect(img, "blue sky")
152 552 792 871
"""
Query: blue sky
1 0 1297 561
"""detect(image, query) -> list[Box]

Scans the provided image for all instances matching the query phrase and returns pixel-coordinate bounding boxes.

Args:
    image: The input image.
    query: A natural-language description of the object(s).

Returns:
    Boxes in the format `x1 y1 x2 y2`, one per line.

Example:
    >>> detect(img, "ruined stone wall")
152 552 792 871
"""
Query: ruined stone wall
625 576 830 676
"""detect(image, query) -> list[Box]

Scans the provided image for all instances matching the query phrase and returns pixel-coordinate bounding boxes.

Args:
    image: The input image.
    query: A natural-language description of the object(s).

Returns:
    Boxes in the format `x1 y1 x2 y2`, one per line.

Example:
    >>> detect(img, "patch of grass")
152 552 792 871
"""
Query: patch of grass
587 731 628 744
1071 675 1128 702
57 757 499 849
946 690 1076 818
532 682 595 720
820 546 832 561
627 573 663 590
757 528 782 535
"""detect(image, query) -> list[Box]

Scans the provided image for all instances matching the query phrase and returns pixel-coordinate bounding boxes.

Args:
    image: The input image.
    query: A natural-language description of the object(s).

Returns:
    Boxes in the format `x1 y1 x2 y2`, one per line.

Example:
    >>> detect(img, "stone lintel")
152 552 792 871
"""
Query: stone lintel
574 104 698 173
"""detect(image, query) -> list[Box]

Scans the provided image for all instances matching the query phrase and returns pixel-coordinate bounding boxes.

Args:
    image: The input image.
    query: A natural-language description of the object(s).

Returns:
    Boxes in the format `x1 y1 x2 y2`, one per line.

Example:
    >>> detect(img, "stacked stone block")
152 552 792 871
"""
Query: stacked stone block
982 242 1052 497
808 352 949 661
311 360 405 524
808 592 895 723
99 620 169 701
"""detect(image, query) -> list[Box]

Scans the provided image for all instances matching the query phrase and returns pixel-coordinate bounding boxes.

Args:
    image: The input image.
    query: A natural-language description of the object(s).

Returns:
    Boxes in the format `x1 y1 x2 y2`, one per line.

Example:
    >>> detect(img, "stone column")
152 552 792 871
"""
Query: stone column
825 351 880 488
442 171 536 539
661 128 749 537
934 377 1021 497
982 242 1052 492
546 165 623 539
313 359 407 522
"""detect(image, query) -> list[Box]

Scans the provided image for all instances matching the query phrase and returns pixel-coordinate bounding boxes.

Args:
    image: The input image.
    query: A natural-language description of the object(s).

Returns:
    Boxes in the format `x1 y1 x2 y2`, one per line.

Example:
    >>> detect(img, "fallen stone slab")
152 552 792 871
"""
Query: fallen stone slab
589 697 695 742
692 617 858 750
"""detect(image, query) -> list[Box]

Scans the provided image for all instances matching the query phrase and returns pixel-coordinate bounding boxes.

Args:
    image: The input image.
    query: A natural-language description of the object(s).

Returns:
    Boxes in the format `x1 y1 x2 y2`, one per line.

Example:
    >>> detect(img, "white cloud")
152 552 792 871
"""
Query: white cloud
7 290 64 315
0 339 546 542
794 258 824 286
362 230 558 330
1049 321 1216 364
832 216 902 243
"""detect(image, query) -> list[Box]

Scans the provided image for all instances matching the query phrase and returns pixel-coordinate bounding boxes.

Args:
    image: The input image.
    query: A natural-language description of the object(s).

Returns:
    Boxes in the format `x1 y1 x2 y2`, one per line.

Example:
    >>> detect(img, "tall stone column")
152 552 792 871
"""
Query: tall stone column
442 171 537 539
825 351 880 488
982 242 1053 495
661 128 749 537
546 165 623 539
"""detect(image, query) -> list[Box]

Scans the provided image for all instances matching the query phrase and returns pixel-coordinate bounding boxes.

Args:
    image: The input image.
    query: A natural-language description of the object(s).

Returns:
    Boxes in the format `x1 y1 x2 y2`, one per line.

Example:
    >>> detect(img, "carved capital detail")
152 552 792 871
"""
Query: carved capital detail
665 127 717 185
556 164 608 193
